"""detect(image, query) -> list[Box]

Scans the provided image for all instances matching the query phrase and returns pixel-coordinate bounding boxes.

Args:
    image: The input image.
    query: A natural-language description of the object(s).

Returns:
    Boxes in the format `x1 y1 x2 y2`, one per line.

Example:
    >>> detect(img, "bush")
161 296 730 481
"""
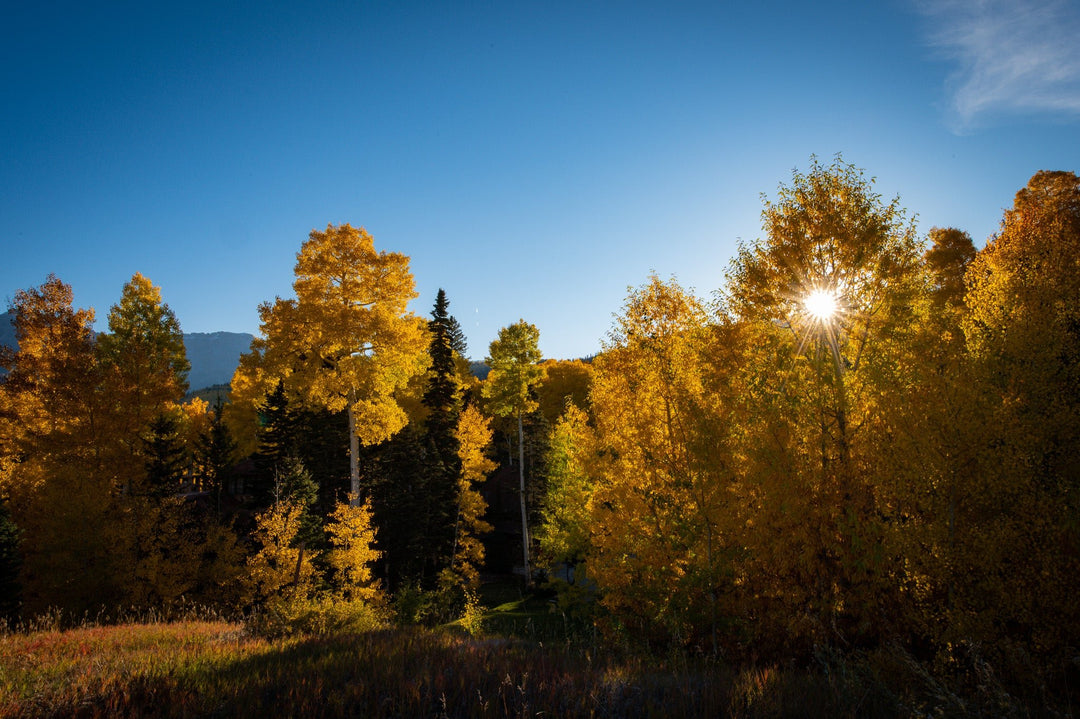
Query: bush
248 595 386 639
458 591 485 637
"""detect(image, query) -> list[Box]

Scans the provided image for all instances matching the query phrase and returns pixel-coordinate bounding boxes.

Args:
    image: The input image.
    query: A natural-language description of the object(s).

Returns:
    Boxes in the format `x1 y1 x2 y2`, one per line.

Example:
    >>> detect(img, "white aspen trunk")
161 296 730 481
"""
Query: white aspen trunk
349 394 360 506
518 408 530 583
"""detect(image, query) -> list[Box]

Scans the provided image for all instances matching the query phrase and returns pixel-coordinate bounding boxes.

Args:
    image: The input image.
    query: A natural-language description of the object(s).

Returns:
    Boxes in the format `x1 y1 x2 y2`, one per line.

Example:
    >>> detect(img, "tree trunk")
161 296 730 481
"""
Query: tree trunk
518 409 530 584
348 394 360 506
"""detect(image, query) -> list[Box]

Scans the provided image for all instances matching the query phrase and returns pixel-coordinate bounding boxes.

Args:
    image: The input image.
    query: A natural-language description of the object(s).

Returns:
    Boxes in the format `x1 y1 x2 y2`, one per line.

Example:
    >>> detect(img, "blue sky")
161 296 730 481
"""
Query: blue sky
3 1 1079 360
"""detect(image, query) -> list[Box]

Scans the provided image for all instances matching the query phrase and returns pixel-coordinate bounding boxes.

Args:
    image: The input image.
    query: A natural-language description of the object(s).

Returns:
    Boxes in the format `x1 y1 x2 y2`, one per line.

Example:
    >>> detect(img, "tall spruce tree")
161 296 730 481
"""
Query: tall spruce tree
424 289 462 445
421 289 465 578
366 427 432 588
143 413 187 498
253 381 299 507
197 400 238 516
447 315 468 358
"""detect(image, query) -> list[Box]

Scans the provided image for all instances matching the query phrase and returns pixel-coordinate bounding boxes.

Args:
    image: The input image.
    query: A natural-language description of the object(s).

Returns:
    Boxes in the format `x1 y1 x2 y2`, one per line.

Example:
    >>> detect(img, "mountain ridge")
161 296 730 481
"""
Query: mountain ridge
0 311 253 391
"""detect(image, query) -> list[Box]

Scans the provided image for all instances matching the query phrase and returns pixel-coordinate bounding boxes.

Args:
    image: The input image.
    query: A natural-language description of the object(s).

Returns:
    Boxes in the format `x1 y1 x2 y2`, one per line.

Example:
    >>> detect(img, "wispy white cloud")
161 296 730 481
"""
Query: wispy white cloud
916 0 1080 128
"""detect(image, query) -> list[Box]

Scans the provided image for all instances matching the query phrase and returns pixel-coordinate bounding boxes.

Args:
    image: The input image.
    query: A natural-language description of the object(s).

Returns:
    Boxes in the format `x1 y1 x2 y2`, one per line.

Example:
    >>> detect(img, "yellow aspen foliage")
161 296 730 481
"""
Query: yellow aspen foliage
97 273 190 494
953 171 1080 659
535 359 593 425
537 402 594 567
121 496 201 608
442 405 495 593
0 276 99 497
178 398 211 449
587 276 738 650
192 520 245 609
13 459 121 614
724 157 924 650
868 227 986 649
244 500 320 605
223 347 266 457
325 497 382 604
230 224 430 502
0 276 121 614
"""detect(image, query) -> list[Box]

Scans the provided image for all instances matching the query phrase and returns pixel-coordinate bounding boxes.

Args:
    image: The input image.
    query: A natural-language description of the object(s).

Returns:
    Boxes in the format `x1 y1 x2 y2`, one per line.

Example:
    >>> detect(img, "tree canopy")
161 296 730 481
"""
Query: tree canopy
232 224 430 502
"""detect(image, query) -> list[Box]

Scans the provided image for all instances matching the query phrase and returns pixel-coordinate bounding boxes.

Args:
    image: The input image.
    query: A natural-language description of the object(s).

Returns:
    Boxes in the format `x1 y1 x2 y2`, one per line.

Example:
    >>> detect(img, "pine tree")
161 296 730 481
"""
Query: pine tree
366 427 432 588
272 456 321 551
447 315 468 358
424 289 462 454
143 413 187 498
422 289 463 577
253 381 300 507
196 400 238 516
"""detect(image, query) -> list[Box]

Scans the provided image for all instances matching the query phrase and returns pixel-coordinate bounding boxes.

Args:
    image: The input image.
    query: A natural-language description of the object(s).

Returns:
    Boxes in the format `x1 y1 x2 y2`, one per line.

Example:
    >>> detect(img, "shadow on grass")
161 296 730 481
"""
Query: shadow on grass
58 627 918 719
9 617 1055 718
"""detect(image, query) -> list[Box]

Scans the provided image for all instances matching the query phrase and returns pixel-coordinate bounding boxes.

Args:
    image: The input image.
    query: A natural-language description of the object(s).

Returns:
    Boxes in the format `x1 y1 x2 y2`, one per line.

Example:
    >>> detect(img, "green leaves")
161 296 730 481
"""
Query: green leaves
482 320 542 418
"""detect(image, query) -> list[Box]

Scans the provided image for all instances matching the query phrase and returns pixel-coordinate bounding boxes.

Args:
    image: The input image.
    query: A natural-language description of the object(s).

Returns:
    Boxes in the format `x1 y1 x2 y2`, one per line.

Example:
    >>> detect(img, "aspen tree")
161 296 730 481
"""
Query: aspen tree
483 320 542 582
234 224 429 505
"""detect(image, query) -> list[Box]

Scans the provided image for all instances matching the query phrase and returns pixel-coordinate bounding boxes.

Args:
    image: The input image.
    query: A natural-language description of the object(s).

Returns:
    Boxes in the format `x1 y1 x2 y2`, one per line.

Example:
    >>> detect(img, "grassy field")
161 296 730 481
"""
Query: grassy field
0 622 891 718
0 589 1058 717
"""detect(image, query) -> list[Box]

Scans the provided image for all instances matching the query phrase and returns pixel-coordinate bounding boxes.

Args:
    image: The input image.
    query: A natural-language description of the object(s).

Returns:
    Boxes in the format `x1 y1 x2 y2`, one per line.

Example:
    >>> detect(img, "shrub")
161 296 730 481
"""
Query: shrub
247 595 386 639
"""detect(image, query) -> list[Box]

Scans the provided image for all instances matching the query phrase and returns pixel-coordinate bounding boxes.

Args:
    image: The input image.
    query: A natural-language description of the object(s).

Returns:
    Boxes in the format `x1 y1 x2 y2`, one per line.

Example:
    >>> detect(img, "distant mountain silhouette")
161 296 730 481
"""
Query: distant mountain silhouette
182 332 254 390
469 361 490 380
0 312 14 354
0 312 252 391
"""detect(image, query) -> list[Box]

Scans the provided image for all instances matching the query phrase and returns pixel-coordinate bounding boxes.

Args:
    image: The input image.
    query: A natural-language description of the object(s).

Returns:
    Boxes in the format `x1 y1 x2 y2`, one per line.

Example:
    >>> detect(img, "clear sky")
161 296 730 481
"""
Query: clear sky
3 1 1079 360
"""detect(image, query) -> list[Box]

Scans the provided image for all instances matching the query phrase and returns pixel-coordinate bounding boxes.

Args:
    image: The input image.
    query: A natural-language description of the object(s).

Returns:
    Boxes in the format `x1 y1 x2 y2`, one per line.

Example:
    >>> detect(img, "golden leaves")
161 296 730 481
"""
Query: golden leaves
236 224 430 452
448 405 496 591
326 498 382 603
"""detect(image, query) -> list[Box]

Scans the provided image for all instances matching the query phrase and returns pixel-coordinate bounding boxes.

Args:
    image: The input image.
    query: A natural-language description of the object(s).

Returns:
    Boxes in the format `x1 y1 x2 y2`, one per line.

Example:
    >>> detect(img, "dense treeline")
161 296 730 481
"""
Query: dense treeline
536 161 1080 679
1 159 1077 690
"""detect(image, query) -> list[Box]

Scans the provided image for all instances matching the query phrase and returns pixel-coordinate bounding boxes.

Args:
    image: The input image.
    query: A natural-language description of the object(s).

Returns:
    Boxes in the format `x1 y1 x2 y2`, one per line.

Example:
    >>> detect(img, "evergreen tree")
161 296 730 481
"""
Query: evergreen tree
366 427 433 588
424 289 461 439
253 381 300 507
272 455 322 550
197 400 238 516
422 289 463 573
143 413 187 498
294 407 349 515
447 315 468 358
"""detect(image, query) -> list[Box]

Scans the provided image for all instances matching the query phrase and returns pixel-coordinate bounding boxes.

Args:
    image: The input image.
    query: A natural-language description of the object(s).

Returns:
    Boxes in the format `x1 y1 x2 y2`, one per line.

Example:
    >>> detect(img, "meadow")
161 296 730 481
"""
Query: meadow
0 589 1052 718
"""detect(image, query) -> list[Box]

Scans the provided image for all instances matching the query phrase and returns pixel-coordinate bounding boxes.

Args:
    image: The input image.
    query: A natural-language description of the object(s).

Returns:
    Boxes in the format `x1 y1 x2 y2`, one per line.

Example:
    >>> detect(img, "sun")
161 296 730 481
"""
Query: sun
803 288 839 322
